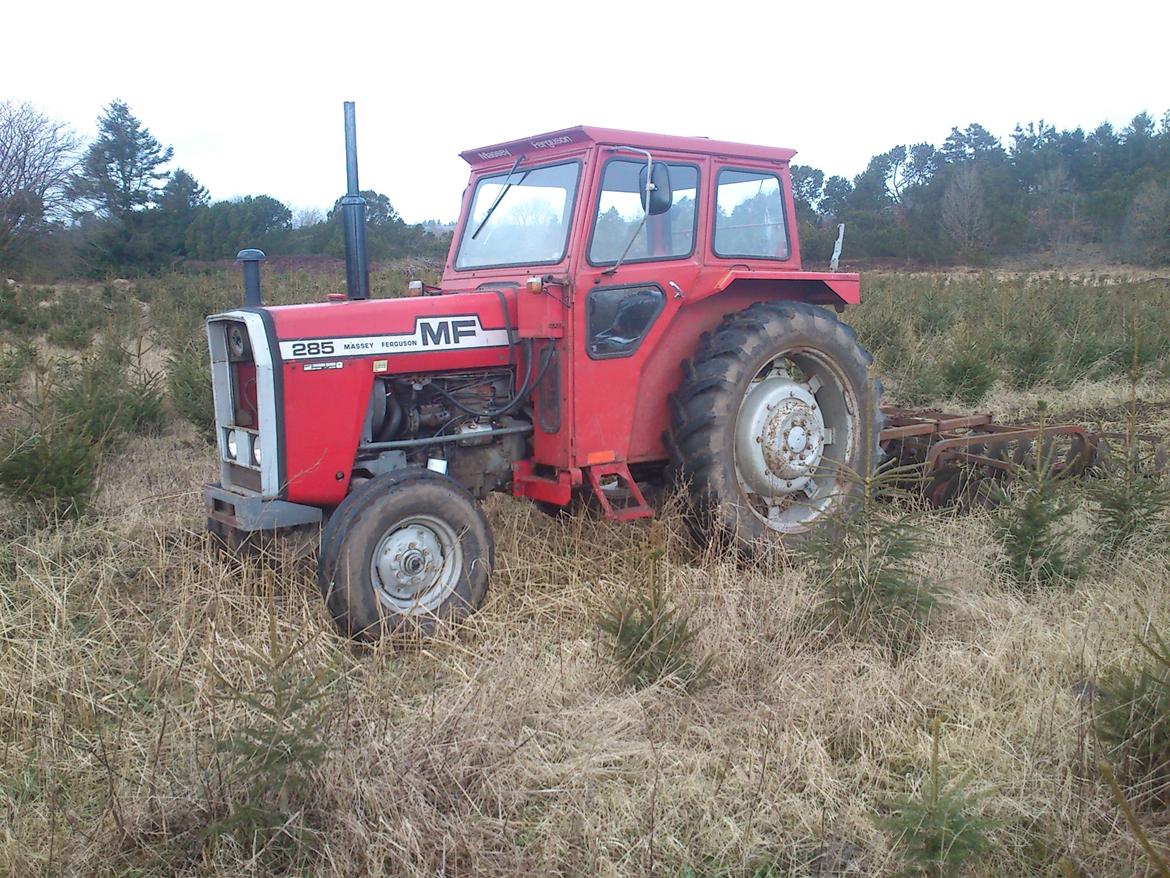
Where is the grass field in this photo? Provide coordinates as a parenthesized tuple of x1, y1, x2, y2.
(2, 269, 1169, 876)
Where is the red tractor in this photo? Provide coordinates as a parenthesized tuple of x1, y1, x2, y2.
(204, 104, 882, 639)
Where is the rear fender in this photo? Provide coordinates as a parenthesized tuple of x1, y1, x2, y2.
(626, 277, 858, 461)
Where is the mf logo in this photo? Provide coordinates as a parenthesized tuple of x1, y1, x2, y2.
(277, 314, 509, 361)
(419, 317, 478, 346)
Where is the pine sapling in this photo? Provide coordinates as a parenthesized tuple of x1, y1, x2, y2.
(598, 546, 712, 691)
(876, 720, 994, 878)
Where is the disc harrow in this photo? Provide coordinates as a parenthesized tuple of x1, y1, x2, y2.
(879, 408, 1101, 509)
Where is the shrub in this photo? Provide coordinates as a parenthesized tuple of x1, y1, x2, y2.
(1095, 623, 1170, 811)
(797, 461, 944, 651)
(205, 620, 335, 867)
(167, 339, 216, 443)
(598, 549, 712, 691)
(937, 341, 998, 406)
(991, 449, 1084, 588)
(1005, 323, 1056, 390)
(875, 720, 994, 878)
(0, 423, 100, 517)
(51, 342, 165, 442)
(1087, 464, 1170, 559)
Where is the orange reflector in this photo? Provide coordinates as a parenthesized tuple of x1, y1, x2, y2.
(586, 450, 616, 465)
(326, 292, 346, 301)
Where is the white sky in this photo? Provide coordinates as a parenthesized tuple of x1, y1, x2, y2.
(5, 0, 1168, 224)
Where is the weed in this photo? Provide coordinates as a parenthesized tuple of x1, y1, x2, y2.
(1096, 762, 1170, 876)
(875, 719, 994, 878)
(0, 342, 35, 395)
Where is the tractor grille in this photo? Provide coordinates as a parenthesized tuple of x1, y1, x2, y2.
(207, 312, 279, 497)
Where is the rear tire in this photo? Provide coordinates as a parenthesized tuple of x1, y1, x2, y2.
(667, 301, 881, 552)
(317, 468, 493, 640)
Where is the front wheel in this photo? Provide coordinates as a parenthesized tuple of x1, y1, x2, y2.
(667, 301, 882, 552)
(317, 469, 493, 640)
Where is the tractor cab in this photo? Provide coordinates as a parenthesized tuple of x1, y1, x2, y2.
(432, 127, 861, 512)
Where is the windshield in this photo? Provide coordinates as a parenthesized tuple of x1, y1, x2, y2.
(455, 161, 580, 269)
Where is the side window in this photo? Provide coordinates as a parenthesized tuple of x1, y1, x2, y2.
(713, 169, 789, 259)
(586, 285, 665, 359)
(589, 161, 699, 264)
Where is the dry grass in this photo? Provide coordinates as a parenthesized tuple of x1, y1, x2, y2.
(3, 271, 1170, 875)
(2, 424, 1168, 876)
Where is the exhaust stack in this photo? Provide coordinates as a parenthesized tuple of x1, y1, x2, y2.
(237, 248, 265, 306)
(341, 101, 370, 301)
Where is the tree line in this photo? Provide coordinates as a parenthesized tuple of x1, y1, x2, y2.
(793, 113, 1170, 266)
(0, 99, 449, 277)
(3, 99, 1169, 278)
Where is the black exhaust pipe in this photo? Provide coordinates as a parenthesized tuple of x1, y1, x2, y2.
(237, 248, 266, 307)
(341, 101, 370, 301)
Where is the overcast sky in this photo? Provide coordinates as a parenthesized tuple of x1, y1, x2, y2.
(6, 0, 1168, 224)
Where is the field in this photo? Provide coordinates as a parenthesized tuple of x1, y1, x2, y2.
(2, 269, 1170, 876)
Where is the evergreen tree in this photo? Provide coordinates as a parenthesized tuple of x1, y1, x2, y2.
(70, 100, 172, 220)
(68, 100, 173, 270)
(185, 195, 291, 260)
(153, 169, 208, 259)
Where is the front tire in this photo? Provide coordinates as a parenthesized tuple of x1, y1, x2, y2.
(317, 468, 493, 640)
(667, 301, 882, 552)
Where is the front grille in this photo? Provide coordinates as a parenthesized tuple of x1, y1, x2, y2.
(208, 312, 275, 498)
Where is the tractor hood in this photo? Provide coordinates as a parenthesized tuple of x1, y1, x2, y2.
(265, 291, 518, 373)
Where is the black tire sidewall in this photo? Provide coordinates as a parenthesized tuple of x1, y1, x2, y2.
(674, 302, 881, 551)
(318, 469, 493, 639)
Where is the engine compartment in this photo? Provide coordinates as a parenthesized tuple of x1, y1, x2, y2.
(355, 369, 529, 498)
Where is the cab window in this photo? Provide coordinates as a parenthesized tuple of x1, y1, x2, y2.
(585, 284, 665, 359)
(713, 168, 789, 259)
(588, 161, 698, 265)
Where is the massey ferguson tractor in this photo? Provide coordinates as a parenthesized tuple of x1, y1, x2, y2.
(203, 104, 1104, 640)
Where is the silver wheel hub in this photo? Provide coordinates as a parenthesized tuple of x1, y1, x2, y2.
(736, 378, 827, 497)
(371, 516, 461, 614)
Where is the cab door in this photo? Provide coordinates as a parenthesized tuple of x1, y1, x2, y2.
(569, 154, 708, 468)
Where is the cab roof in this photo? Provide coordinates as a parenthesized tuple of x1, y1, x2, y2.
(459, 125, 797, 168)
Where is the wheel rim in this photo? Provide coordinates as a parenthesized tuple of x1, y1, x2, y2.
(370, 513, 463, 616)
(733, 349, 858, 533)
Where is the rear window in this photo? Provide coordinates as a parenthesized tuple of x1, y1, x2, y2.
(713, 169, 789, 260)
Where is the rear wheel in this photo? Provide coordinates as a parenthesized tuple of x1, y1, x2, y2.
(317, 468, 493, 640)
(667, 301, 881, 552)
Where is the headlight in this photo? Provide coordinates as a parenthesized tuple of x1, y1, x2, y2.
(251, 438, 262, 467)
(226, 429, 239, 460)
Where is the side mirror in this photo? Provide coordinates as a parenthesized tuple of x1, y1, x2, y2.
(639, 162, 673, 215)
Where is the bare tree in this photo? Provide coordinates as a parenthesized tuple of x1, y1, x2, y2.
(940, 164, 990, 258)
(0, 101, 79, 265)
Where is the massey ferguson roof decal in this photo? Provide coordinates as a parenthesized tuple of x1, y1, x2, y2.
(278, 315, 510, 361)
